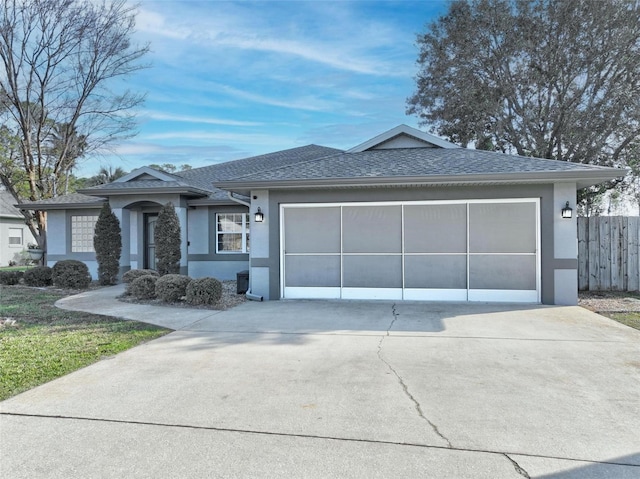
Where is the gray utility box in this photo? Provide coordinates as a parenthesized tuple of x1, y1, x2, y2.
(236, 270, 249, 294)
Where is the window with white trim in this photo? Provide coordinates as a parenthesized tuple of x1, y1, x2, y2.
(71, 215, 98, 252)
(8, 228, 23, 246)
(216, 213, 250, 253)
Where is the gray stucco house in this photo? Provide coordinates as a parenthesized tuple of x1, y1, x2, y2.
(1, 187, 36, 266)
(21, 125, 624, 305)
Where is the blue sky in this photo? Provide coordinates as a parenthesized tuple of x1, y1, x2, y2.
(87, 0, 448, 177)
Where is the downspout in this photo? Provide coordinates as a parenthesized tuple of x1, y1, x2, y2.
(226, 191, 263, 301)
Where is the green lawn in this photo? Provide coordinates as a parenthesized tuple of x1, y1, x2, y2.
(598, 312, 640, 331)
(0, 285, 169, 401)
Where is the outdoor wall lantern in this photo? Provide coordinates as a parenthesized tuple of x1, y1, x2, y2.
(561, 201, 573, 219)
(254, 207, 264, 223)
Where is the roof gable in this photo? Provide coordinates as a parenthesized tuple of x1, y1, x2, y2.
(115, 166, 180, 183)
(348, 124, 459, 152)
(0, 189, 22, 218)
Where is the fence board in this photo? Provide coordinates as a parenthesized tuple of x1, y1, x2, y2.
(587, 218, 600, 290)
(578, 216, 640, 291)
(577, 218, 589, 291)
(610, 217, 622, 290)
(621, 217, 628, 290)
(628, 218, 640, 291)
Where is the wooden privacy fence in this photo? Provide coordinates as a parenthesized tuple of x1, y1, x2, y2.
(578, 216, 640, 291)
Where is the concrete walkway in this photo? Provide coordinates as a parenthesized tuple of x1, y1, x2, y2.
(54, 284, 228, 330)
(2, 287, 640, 478)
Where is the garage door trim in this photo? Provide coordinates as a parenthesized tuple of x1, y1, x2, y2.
(280, 199, 540, 302)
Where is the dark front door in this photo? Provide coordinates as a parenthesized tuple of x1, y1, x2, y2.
(145, 214, 158, 270)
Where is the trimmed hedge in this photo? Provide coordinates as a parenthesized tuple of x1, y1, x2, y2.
(155, 274, 191, 302)
(23, 266, 53, 287)
(0, 270, 23, 285)
(129, 275, 158, 299)
(185, 277, 222, 305)
(155, 202, 181, 275)
(94, 203, 122, 286)
(52, 260, 91, 289)
(122, 269, 160, 284)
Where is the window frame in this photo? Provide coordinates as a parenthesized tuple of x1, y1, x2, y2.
(8, 227, 23, 247)
(70, 214, 99, 253)
(215, 213, 250, 254)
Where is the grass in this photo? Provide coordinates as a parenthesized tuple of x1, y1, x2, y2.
(0, 266, 29, 272)
(0, 285, 169, 401)
(579, 291, 640, 332)
(598, 312, 640, 331)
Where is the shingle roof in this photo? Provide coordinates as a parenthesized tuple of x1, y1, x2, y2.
(84, 179, 209, 194)
(20, 133, 626, 209)
(76, 144, 343, 202)
(18, 193, 105, 209)
(228, 148, 618, 182)
(0, 189, 22, 218)
(174, 144, 343, 200)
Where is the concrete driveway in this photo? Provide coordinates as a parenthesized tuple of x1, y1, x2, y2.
(1, 297, 639, 478)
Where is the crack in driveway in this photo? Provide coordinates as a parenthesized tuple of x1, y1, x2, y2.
(504, 453, 531, 478)
(376, 304, 453, 448)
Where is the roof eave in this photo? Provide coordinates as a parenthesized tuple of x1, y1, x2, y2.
(186, 198, 244, 206)
(214, 169, 627, 194)
(18, 200, 107, 211)
(78, 187, 211, 197)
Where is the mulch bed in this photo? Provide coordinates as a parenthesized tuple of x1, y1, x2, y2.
(578, 291, 640, 313)
(117, 280, 247, 311)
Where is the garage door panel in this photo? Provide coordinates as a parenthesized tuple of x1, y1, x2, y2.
(285, 255, 341, 287)
(469, 255, 536, 290)
(284, 207, 340, 254)
(469, 203, 536, 253)
(343, 255, 402, 288)
(282, 200, 539, 303)
(404, 255, 467, 289)
(343, 206, 401, 253)
(404, 204, 467, 253)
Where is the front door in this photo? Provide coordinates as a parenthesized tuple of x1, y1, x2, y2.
(145, 214, 158, 270)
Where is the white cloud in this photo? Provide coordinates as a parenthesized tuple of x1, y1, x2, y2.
(140, 130, 297, 149)
(214, 84, 339, 112)
(213, 34, 399, 77)
(134, 1, 413, 77)
(136, 7, 191, 40)
(143, 111, 263, 127)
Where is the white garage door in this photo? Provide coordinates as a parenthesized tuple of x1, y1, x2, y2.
(281, 199, 540, 303)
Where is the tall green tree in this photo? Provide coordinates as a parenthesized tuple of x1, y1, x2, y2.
(0, 0, 149, 247)
(88, 166, 128, 186)
(407, 0, 640, 213)
(155, 202, 181, 276)
(93, 203, 122, 286)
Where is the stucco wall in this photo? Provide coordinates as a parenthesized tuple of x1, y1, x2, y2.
(248, 183, 575, 304)
(0, 217, 35, 266)
(186, 204, 250, 280)
(46, 209, 101, 279)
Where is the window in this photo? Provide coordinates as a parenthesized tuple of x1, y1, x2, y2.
(216, 213, 250, 253)
(8, 228, 23, 247)
(71, 215, 98, 252)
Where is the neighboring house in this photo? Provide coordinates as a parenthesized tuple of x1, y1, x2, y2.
(21, 125, 625, 305)
(0, 188, 36, 266)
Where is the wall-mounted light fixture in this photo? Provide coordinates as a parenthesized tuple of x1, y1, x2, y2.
(254, 207, 264, 223)
(561, 201, 573, 219)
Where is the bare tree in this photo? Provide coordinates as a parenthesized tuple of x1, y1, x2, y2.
(407, 0, 640, 212)
(0, 0, 149, 246)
